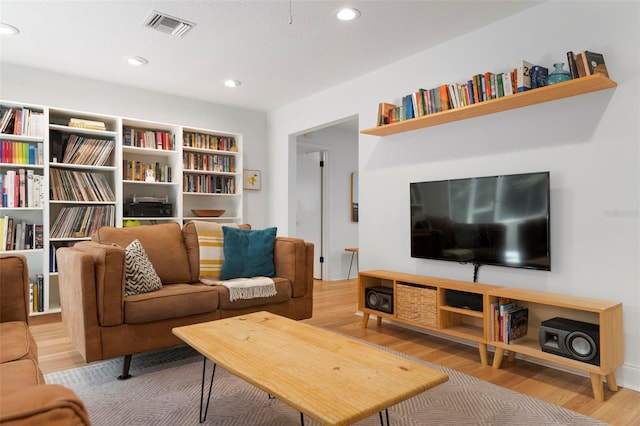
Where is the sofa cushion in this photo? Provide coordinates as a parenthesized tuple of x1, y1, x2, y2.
(123, 283, 219, 324)
(219, 227, 277, 280)
(0, 321, 38, 364)
(217, 277, 291, 310)
(93, 223, 191, 284)
(0, 359, 44, 397)
(124, 239, 163, 296)
(0, 384, 92, 425)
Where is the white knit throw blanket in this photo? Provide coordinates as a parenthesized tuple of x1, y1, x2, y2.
(200, 276, 277, 302)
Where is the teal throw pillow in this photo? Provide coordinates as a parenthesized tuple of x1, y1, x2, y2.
(219, 227, 277, 280)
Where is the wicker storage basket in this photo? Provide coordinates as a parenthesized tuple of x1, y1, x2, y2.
(396, 283, 437, 327)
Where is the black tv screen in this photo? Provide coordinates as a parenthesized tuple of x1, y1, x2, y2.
(411, 172, 550, 271)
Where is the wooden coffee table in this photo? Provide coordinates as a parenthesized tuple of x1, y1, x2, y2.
(172, 311, 449, 425)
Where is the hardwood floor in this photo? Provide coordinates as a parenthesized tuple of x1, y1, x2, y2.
(30, 279, 639, 425)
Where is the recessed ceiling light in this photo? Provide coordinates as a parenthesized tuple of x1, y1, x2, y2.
(224, 79, 241, 88)
(335, 7, 360, 21)
(124, 56, 149, 66)
(0, 23, 20, 36)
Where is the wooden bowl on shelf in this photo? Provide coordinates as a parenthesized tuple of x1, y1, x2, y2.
(191, 209, 225, 217)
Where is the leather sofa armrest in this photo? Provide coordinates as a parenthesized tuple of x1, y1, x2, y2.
(57, 241, 125, 363)
(273, 238, 314, 298)
(0, 254, 30, 324)
(59, 241, 126, 325)
(0, 384, 92, 426)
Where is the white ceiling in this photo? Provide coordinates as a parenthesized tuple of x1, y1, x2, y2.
(0, 1, 542, 112)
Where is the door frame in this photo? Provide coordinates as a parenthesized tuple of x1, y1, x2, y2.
(296, 142, 328, 280)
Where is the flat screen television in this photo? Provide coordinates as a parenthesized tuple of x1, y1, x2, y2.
(410, 171, 550, 271)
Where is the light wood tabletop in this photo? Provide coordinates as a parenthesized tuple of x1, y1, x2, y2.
(173, 311, 449, 426)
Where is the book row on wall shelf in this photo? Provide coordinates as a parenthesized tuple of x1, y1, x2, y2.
(123, 126, 175, 150)
(362, 50, 617, 137)
(0, 99, 243, 316)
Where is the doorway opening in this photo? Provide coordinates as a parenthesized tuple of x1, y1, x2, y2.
(293, 116, 359, 281)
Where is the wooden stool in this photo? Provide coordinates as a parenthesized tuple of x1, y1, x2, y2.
(345, 248, 359, 279)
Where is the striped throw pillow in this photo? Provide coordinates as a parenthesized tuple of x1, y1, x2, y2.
(192, 221, 239, 281)
(124, 239, 162, 296)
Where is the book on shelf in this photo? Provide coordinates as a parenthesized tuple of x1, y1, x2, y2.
(18, 168, 26, 208)
(439, 85, 450, 111)
(61, 134, 115, 166)
(502, 72, 514, 96)
(68, 117, 107, 131)
(377, 102, 396, 126)
(584, 51, 609, 78)
(34, 225, 43, 249)
(0, 217, 38, 251)
(0, 215, 7, 250)
(50, 205, 115, 239)
(516, 60, 533, 92)
(531, 65, 549, 89)
(29, 281, 34, 313)
(402, 95, 415, 120)
(506, 306, 529, 344)
(575, 52, 588, 77)
(36, 274, 44, 312)
(491, 298, 529, 344)
(496, 298, 516, 342)
(26, 169, 34, 207)
(0, 107, 45, 137)
(123, 127, 174, 150)
(0, 141, 41, 165)
(566, 51, 579, 79)
(49, 168, 115, 202)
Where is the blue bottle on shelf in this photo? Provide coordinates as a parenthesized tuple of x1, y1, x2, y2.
(545, 62, 571, 85)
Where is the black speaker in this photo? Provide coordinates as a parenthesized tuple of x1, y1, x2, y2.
(539, 317, 600, 366)
(365, 286, 394, 314)
(445, 290, 483, 312)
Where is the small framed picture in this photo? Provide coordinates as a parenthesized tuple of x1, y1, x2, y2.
(243, 169, 261, 190)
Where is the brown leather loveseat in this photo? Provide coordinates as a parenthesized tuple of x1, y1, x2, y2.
(0, 253, 91, 425)
(56, 222, 313, 379)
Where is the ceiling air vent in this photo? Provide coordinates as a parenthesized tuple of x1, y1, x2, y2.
(144, 11, 195, 38)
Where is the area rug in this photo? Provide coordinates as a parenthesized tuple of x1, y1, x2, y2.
(45, 342, 606, 425)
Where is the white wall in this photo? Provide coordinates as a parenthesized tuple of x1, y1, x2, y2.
(297, 126, 359, 281)
(267, 1, 640, 390)
(0, 64, 270, 228)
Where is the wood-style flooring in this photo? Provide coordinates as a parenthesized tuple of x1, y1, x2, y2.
(30, 279, 639, 425)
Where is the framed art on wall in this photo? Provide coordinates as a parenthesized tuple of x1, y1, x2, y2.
(244, 169, 261, 190)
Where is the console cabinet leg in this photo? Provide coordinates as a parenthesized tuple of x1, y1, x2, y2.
(478, 343, 488, 366)
(376, 316, 382, 327)
(590, 373, 605, 402)
(507, 351, 516, 362)
(361, 312, 370, 328)
(492, 348, 505, 369)
(606, 372, 618, 392)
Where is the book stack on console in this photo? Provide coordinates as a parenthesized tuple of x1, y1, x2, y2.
(491, 298, 529, 344)
(375, 49, 610, 127)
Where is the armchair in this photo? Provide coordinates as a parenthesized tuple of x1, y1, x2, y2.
(0, 254, 91, 426)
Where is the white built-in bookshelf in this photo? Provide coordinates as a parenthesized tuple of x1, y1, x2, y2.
(0, 101, 243, 315)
